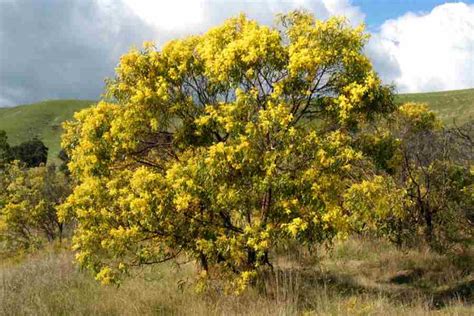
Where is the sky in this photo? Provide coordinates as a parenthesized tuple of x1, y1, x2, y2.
(353, 0, 461, 30)
(0, 0, 473, 106)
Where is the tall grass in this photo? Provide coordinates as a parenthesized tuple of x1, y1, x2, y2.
(1, 238, 472, 315)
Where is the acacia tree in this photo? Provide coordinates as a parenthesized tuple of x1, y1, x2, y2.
(60, 12, 398, 290)
(0, 163, 70, 253)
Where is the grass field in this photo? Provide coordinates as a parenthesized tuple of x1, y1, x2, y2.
(1, 237, 472, 315)
(0, 88, 473, 163)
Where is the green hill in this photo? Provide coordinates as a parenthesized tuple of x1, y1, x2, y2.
(0, 100, 95, 162)
(397, 88, 474, 125)
(0, 88, 473, 163)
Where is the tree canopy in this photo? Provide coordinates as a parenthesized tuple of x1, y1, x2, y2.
(10, 138, 48, 168)
(0, 131, 48, 168)
(60, 12, 398, 290)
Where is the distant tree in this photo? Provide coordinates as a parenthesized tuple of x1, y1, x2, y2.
(0, 130, 12, 168)
(60, 12, 397, 289)
(10, 138, 48, 167)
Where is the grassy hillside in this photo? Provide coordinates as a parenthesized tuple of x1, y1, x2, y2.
(0, 88, 472, 164)
(397, 88, 474, 125)
(0, 100, 95, 162)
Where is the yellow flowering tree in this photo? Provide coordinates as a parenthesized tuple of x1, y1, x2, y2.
(61, 11, 397, 289)
(0, 163, 70, 253)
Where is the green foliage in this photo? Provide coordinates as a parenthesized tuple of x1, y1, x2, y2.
(0, 163, 70, 254)
(57, 149, 70, 175)
(61, 12, 400, 289)
(356, 132, 400, 174)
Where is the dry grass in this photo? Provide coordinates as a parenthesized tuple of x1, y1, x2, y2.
(0, 238, 472, 315)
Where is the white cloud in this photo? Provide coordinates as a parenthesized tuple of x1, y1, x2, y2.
(368, 2, 474, 93)
(321, 0, 365, 24)
(121, 0, 206, 31)
(120, 0, 365, 45)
